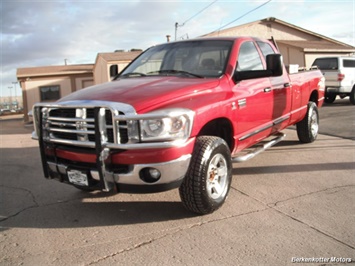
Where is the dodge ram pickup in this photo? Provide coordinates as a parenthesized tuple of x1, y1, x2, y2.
(32, 37, 325, 214)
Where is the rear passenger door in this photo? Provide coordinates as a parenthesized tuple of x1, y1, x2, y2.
(257, 41, 292, 131)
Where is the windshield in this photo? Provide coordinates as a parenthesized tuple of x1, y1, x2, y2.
(119, 40, 233, 78)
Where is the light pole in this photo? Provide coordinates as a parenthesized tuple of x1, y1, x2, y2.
(12, 81, 18, 109)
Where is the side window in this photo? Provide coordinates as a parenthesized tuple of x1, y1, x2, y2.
(312, 58, 338, 70)
(257, 41, 275, 59)
(237, 42, 264, 71)
(40, 85, 60, 101)
(343, 59, 355, 68)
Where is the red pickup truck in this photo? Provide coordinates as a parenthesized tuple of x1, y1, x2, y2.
(32, 37, 325, 214)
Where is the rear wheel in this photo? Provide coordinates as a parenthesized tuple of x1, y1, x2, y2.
(296, 102, 319, 143)
(179, 136, 232, 215)
(324, 93, 336, 104)
(349, 86, 355, 105)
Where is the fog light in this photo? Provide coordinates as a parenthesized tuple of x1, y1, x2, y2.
(139, 167, 161, 183)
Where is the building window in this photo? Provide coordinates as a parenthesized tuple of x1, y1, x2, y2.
(40, 85, 60, 101)
(110, 64, 118, 78)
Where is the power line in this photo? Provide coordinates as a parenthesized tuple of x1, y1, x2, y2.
(182, 0, 219, 25)
(175, 0, 219, 40)
(210, 0, 272, 35)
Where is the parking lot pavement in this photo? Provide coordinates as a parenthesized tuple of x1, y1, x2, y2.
(0, 116, 354, 265)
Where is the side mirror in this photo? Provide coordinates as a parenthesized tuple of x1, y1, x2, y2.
(234, 53, 283, 82)
(266, 54, 283, 77)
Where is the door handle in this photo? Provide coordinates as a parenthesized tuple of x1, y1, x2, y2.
(264, 87, 272, 93)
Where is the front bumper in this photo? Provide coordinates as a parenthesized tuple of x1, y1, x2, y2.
(46, 153, 191, 193)
(326, 86, 352, 94)
(41, 136, 195, 192)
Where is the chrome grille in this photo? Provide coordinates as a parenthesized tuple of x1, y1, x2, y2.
(44, 107, 128, 145)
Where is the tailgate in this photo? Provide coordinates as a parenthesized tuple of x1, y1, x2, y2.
(321, 70, 340, 87)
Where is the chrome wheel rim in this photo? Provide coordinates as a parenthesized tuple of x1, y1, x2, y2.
(206, 153, 228, 199)
(310, 110, 319, 137)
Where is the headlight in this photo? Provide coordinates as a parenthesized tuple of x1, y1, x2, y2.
(139, 109, 194, 142)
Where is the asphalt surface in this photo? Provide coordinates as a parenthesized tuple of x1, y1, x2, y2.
(0, 100, 354, 265)
(318, 99, 355, 140)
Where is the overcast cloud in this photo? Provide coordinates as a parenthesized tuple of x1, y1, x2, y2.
(1, 0, 354, 97)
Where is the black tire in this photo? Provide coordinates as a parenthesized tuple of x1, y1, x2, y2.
(296, 102, 319, 143)
(179, 136, 232, 215)
(349, 86, 355, 105)
(324, 93, 336, 104)
(73, 185, 95, 192)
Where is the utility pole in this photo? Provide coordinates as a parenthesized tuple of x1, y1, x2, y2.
(175, 0, 218, 40)
(175, 22, 184, 41)
(8, 86, 12, 109)
(175, 22, 178, 41)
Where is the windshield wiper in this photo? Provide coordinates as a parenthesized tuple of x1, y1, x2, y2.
(120, 72, 147, 78)
(148, 70, 204, 78)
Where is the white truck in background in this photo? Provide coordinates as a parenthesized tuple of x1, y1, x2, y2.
(312, 56, 355, 104)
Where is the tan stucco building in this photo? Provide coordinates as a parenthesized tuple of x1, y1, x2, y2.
(17, 64, 94, 121)
(203, 17, 355, 69)
(94, 51, 142, 84)
(17, 51, 141, 121)
(17, 17, 355, 121)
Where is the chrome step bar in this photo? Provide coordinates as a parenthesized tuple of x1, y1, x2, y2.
(232, 132, 286, 163)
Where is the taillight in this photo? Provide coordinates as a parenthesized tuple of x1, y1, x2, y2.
(338, 73, 345, 81)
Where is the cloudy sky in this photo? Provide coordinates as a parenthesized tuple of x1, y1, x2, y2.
(1, 0, 354, 97)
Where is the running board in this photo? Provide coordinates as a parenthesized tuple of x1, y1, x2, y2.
(232, 132, 286, 163)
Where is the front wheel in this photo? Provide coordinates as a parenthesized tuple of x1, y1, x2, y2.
(179, 136, 232, 215)
(296, 102, 319, 143)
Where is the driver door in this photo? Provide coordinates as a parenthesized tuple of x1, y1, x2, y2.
(232, 41, 274, 150)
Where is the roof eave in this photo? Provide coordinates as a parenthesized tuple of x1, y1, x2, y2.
(304, 48, 355, 53)
(263, 17, 355, 48)
(17, 70, 93, 78)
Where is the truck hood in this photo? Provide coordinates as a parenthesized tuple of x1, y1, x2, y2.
(59, 76, 221, 113)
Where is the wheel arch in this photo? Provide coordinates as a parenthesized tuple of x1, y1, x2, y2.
(310, 89, 319, 105)
(197, 117, 234, 151)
